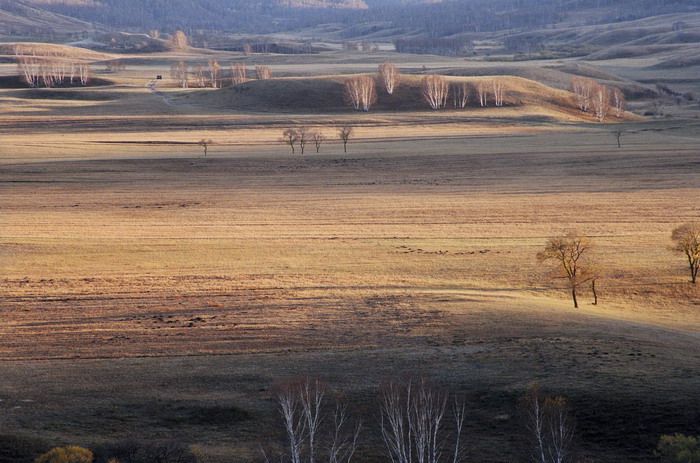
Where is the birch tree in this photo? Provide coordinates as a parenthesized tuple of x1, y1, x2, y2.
(421, 75, 449, 110)
(378, 62, 400, 95)
(476, 80, 488, 107)
(492, 79, 505, 107)
(453, 82, 470, 109)
(193, 63, 207, 88)
(345, 75, 376, 111)
(231, 63, 247, 85)
(379, 376, 466, 463)
(570, 77, 596, 112)
(612, 87, 625, 118)
(521, 384, 575, 463)
(170, 61, 189, 88)
(256, 65, 272, 80)
(312, 132, 325, 153)
(208, 60, 221, 88)
(591, 85, 611, 122)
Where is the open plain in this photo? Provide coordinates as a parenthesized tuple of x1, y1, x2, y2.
(1, 39, 700, 463)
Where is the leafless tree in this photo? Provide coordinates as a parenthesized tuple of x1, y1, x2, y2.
(312, 132, 325, 153)
(328, 402, 362, 463)
(612, 128, 625, 148)
(671, 223, 700, 284)
(77, 63, 91, 86)
(281, 129, 299, 154)
(256, 65, 273, 80)
(193, 63, 207, 88)
(272, 377, 361, 463)
(521, 383, 575, 463)
(591, 85, 611, 122)
(476, 80, 488, 107)
(277, 382, 306, 463)
(243, 43, 253, 56)
(422, 75, 449, 110)
(297, 127, 311, 155)
(345, 75, 377, 112)
(378, 62, 400, 95)
(570, 77, 596, 112)
(105, 59, 126, 73)
(170, 61, 189, 88)
(18, 57, 41, 87)
(492, 79, 505, 107)
(171, 30, 189, 49)
(231, 63, 247, 85)
(198, 139, 213, 156)
(207, 60, 221, 88)
(379, 376, 466, 463)
(612, 87, 625, 118)
(537, 232, 596, 308)
(452, 82, 470, 109)
(338, 126, 353, 153)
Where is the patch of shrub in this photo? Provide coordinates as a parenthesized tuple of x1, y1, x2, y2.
(655, 434, 700, 463)
(93, 439, 198, 463)
(35, 446, 92, 463)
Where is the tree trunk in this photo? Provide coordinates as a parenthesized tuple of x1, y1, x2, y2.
(591, 279, 598, 305)
(571, 287, 578, 308)
(343, 142, 347, 153)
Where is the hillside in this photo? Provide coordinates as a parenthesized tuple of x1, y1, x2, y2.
(0, 0, 98, 37)
(175, 74, 635, 123)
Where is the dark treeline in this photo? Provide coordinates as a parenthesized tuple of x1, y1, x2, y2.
(35, 0, 700, 37)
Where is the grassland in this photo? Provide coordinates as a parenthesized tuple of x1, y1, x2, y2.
(0, 44, 699, 463)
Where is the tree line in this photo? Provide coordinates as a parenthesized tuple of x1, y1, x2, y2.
(28, 374, 700, 463)
(344, 63, 511, 112)
(170, 61, 272, 88)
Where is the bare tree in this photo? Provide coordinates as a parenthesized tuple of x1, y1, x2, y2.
(476, 80, 488, 107)
(521, 384, 575, 463)
(612, 128, 625, 148)
(231, 63, 247, 85)
(312, 131, 325, 153)
(537, 233, 596, 308)
(272, 377, 361, 463)
(198, 139, 213, 156)
(453, 82, 470, 109)
(193, 63, 207, 88)
(297, 127, 310, 155)
(570, 77, 596, 112)
(170, 61, 189, 88)
(492, 79, 505, 107)
(207, 60, 221, 88)
(338, 126, 353, 153)
(612, 87, 625, 118)
(171, 30, 189, 49)
(379, 376, 466, 463)
(77, 63, 91, 86)
(256, 65, 273, 80)
(328, 402, 362, 463)
(422, 75, 449, 110)
(378, 62, 400, 95)
(591, 85, 611, 122)
(281, 129, 299, 154)
(671, 223, 700, 284)
(277, 382, 306, 463)
(345, 75, 377, 112)
(243, 43, 253, 56)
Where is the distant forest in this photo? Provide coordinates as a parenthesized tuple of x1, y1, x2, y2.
(32, 0, 700, 36)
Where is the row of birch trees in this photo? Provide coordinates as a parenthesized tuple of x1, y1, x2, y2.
(17, 57, 92, 88)
(570, 77, 626, 122)
(266, 376, 576, 463)
(170, 61, 272, 88)
(346, 63, 509, 112)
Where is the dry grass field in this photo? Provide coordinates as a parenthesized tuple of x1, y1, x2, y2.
(0, 45, 699, 463)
